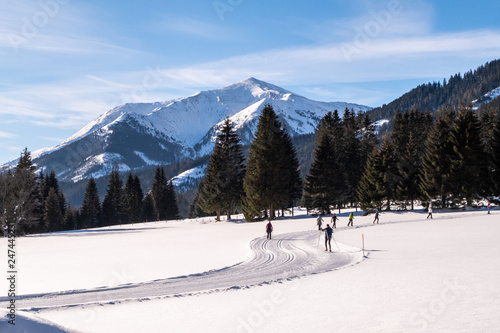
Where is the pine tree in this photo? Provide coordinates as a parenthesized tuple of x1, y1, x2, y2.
(359, 114, 379, 166)
(42, 170, 66, 221)
(358, 147, 385, 211)
(151, 166, 168, 221)
(390, 110, 432, 209)
(64, 205, 79, 231)
(124, 173, 144, 223)
(189, 179, 211, 218)
(447, 105, 488, 205)
(341, 108, 362, 205)
(165, 180, 180, 220)
(10, 148, 42, 235)
(304, 132, 346, 214)
(420, 110, 455, 207)
(396, 134, 420, 210)
(44, 188, 64, 231)
(480, 109, 498, 196)
(491, 116, 500, 194)
(275, 127, 302, 212)
(197, 118, 245, 220)
(142, 192, 156, 222)
(102, 168, 125, 225)
(243, 104, 300, 221)
(379, 136, 398, 210)
(80, 177, 101, 228)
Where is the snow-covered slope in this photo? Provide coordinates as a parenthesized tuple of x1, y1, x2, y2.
(2, 78, 371, 182)
(1, 208, 498, 332)
(472, 85, 500, 110)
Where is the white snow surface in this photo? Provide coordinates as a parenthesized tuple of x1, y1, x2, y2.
(1, 208, 499, 332)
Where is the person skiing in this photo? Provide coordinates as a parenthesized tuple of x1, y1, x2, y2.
(330, 213, 338, 229)
(348, 212, 354, 227)
(427, 202, 433, 219)
(373, 210, 379, 224)
(321, 224, 333, 252)
(487, 202, 491, 214)
(266, 220, 273, 240)
(316, 215, 324, 230)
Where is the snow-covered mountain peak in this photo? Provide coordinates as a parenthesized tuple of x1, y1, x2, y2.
(5, 78, 372, 182)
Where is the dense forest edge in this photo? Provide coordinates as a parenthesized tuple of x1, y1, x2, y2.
(1, 59, 500, 235)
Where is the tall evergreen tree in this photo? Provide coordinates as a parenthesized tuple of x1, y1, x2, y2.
(64, 205, 79, 231)
(189, 179, 211, 218)
(151, 166, 168, 221)
(447, 105, 487, 205)
(124, 173, 144, 223)
(396, 134, 420, 210)
(304, 133, 346, 214)
(197, 118, 245, 220)
(359, 114, 379, 166)
(10, 148, 42, 235)
(480, 109, 498, 196)
(358, 147, 385, 211)
(42, 170, 66, 222)
(243, 104, 300, 221)
(102, 168, 125, 225)
(275, 127, 302, 212)
(44, 188, 64, 231)
(341, 108, 362, 205)
(491, 116, 500, 194)
(142, 192, 156, 222)
(420, 110, 455, 207)
(165, 180, 180, 220)
(80, 177, 101, 228)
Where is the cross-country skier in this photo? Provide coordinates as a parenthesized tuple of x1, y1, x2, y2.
(373, 210, 379, 224)
(266, 221, 273, 240)
(427, 202, 433, 219)
(348, 212, 354, 227)
(330, 213, 338, 228)
(316, 215, 324, 230)
(321, 224, 333, 252)
(487, 202, 491, 214)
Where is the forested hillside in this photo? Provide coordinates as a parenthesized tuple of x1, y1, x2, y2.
(367, 59, 500, 125)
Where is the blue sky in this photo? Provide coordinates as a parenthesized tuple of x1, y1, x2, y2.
(1, 0, 500, 163)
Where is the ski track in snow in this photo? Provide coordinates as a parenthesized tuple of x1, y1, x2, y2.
(1, 231, 363, 312)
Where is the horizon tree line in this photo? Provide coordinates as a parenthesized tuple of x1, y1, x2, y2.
(0, 149, 180, 236)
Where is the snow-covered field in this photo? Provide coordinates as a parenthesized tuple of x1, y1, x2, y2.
(1, 207, 499, 332)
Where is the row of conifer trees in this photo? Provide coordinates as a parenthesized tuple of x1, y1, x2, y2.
(193, 103, 500, 220)
(0, 151, 179, 236)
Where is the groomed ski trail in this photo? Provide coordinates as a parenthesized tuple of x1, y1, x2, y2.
(1, 230, 363, 311)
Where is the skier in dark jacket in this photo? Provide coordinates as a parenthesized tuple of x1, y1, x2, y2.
(321, 224, 333, 252)
(266, 221, 273, 240)
(330, 213, 338, 228)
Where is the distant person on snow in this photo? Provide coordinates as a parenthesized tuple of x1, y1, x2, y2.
(348, 212, 354, 227)
(427, 202, 433, 219)
(317, 215, 324, 230)
(487, 202, 491, 214)
(330, 213, 338, 229)
(322, 224, 333, 252)
(266, 221, 273, 240)
(373, 210, 379, 224)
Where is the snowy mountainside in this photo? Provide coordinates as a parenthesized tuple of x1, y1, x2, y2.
(171, 165, 206, 192)
(2, 78, 371, 182)
(472, 85, 500, 110)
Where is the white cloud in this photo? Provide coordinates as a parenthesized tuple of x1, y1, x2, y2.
(153, 29, 500, 87)
(0, 131, 17, 139)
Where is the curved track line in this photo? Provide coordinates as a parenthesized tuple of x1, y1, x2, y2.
(0, 230, 363, 311)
